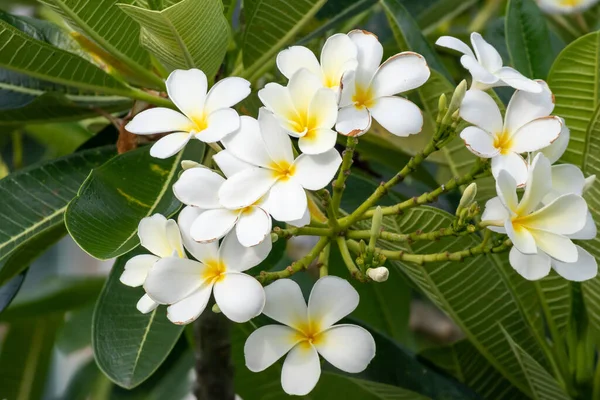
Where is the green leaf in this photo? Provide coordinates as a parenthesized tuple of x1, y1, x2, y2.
(311, 374, 433, 399)
(0, 271, 27, 313)
(24, 122, 94, 157)
(66, 141, 204, 260)
(416, 0, 478, 34)
(501, 326, 570, 400)
(119, 0, 229, 78)
(240, 0, 328, 80)
(547, 31, 600, 166)
(0, 315, 62, 400)
(93, 247, 184, 388)
(534, 271, 571, 334)
(381, 0, 453, 82)
(421, 340, 527, 400)
(62, 359, 112, 400)
(0, 146, 116, 284)
(505, 0, 554, 80)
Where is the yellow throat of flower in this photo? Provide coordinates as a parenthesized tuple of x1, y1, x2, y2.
(292, 320, 324, 347)
(493, 130, 513, 155)
(202, 259, 227, 283)
(269, 160, 296, 181)
(352, 84, 376, 109)
(559, 0, 583, 6)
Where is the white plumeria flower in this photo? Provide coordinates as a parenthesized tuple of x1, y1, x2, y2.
(119, 214, 186, 314)
(276, 33, 358, 94)
(482, 154, 593, 281)
(125, 69, 250, 159)
(244, 277, 376, 396)
(217, 110, 342, 223)
(459, 81, 562, 186)
(436, 33, 541, 92)
(258, 69, 339, 154)
(144, 211, 270, 324)
(336, 30, 430, 137)
(538, 0, 598, 14)
(173, 164, 273, 247)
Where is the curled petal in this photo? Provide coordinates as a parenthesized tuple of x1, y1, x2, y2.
(120, 254, 159, 287)
(138, 214, 175, 258)
(435, 36, 475, 58)
(137, 294, 159, 314)
(235, 206, 272, 247)
(460, 127, 499, 158)
(125, 108, 192, 135)
(335, 106, 371, 137)
(470, 32, 502, 72)
(504, 81, 554, 133)
(495, 67, 542, 93)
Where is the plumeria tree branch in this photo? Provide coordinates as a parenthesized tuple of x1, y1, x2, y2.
(330, 136, 358, 216)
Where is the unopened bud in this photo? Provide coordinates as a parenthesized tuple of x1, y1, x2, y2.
(459, 183, 478, 208)
(369, 206, 383, 253)
(447, 80, 467, 116)
(212, 304, 221, 313)
(181, 160, 200, 170)
(437, 94, 448, 123)
(584, 175, 596, 193)
(367, 267, 389, 282)
(270, 233, 279, 243)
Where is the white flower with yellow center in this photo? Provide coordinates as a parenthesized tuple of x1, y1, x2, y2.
(482, 154, 593, 281)
(538, 0, 598, 14)
(119, 214, 186, 313)
(244, 277, 376, 396)
(276, 33, 358, 94)
(217, 110, 342, 222)
(335, 30, 430, 137)
(258, 69, 339, 155)
(125, 69, 250, 159)
(144, 219, 270, 324)
(436, 33, 541, 92)
(459, 81, 562, 186)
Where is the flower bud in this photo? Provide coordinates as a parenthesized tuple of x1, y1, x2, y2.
(367, 267, 389, 282)
(459, 183, 478, 208)
(436, 94, 448, 124)
(181, 160, 200, 170)
(212, 303, 221, 313)
(584, 175, 596, 193)
(369, 206, 383, 253)
(447, 80, 467, 116)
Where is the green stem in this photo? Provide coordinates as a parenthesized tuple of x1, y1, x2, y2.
(256, 237, 330, 284)
(318, 244, 331, 278)
(593, 359, 600, 400)
(272, 226, 332, 239)
(11, 131, 23, 170)
(128, 88, 175, 108)
(346, 223, 480, 243)
(330, 137, 357, 217)
(336, 237, 365, 281)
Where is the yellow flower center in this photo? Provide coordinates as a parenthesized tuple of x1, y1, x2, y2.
(287, 108, 318, 135)
(269, 160, 296, 181)
(202, 259, 227, 283)
(352, 84, 376, 109)
(493, 130, 513, 155)
(189, 114, 208, 133)
(292, 321, 324, 346)
(560, 0, 582, 5)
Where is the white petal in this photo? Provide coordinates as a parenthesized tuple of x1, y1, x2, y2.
(314, 324, 375, 373)
(213, 150, 255, 178)
(298, 128, 338, 155)
(263, 279, 308, 329)
(529, 229, 578, 263)
(265, 179, 307, 221)
(495, 170, 519, 212)
(470, 32, 502, 72)
(308, 88, 338, 129)
(144, 257, 205, 304)
(204, 77, 251, 115)
(177, 206, 220, 262)
(150, 132, 193, 159)
(541, 120, 569, 164)
(370, 96, 423, 137)
(320, 33, 358, 90)
(505, 219, 537, 255)
(125, 108, 192, 135)
(482, 197, 510, 227)
(236, 207, 272, 247)
(136, 294, 159, 314)
(286, 206, 310, 227)
(165, 219, 185, 258)
(335, 105, 371, 137)
(435, 36, 475, 58)
(348, 29, 383, 86)
(460, 126, 499, 157)
(523, 194, 588, 235)
(338, 69, 357, 108)
(138, 214, 174, 258)
(173, 167, 224, 208)
(277, 46, 321, 80)
(308, 276, 359, 331)
(281, 343, 321, 396)
(518, 153, 552, 215)
(509, 117, 562, 154)
(371, 52, 430, 98)
(214, 272, 265, 322)
(509, 247, 551, 280)
(504, 81, 554, 133)
(495, 67, 542, 93)
(288, 69, 323, 113)
(491, 153, 528, 187)
(196, 108, 240, 143)
(552, 246, 598, 282)
(190, 208, 239, 243)
(245, 325, 301, 372)
(460, 90, 503, 134)
(218, 167, 278, 209)
(258, 109, 294, 165)
(222, 115, 273, 168)
(569, 212, 596, 240)
(293, 149, 342, 191)
(166, 69, 207, 121)
(219, 230, 272, 271)
(167, 283, 213, 325)
(550, 163, 585, 197)
(120, 254, 159, 287)
(460, 55, 499, 85)
(258, 83, 297, 123)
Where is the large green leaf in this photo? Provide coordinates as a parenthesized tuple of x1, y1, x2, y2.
(119, 0, 229, 78)
(416, 0, 478, 34)
(0, 315, 62, 400)
(547, 32, 600, 165)
(380, 206, 546, 396)
(502, 327, 570, 400)
(93, 247, 184, 388)
(0, 271, 26, 313)
(535, 271, 571, 334)
(66, 141, 204, 260)
(240, 0, 328, 79)
(505, 0, 553, 80)
(0, 146, 116, 284)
